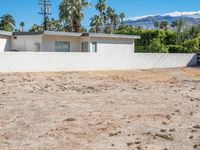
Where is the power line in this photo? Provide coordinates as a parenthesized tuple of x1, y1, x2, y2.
(38, 0, 52, 30)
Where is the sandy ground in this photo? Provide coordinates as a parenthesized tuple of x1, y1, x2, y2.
(0, 68, 200, 150)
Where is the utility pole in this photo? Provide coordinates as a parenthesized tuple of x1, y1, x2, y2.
(38, 0, 51, 31)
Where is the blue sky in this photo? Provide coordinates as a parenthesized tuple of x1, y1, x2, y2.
(1, 0, 200, 30)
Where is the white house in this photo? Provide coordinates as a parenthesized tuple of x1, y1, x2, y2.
(0, 31, 12, 52)
(0, 30, 140, 53)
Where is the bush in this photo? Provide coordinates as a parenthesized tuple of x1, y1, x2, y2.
(181, 38, 199, 53)
(168, 45, 185, 53)
(147, 39, 168, 53)
(116, 26, 200, 53)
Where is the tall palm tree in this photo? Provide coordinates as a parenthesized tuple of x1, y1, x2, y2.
(29, 24, 42, 32)
(159, 21, 168, 30)
(104, 23, 112, 34)
(171, 20, 179, 30)
(177, 18, 184, 33)
(106, 7, 115, 23)
(102, 11, 109, 24)
(59, 0, 91, 32)
(90, 15, 102, 33)
(119, 12, 125, 24)
(154, 21, 160, 29)
(95, 0, 106, 31)
(47, 18, 63, 31)
(111, 13, 119, 31)
(19, 22, 25, 32)
(105, 7, 120, 33)
(95, 0, 106, 16)
(0, 14, 15, 31)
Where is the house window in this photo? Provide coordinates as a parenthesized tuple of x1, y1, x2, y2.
(81, 42, 89, 52)
(92, 42, 97, 53)
(55, 41, 70, 52)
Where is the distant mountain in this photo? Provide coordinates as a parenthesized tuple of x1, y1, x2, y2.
(125, 11, 200, 29)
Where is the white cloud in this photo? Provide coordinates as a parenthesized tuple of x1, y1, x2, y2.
(165, 11, 200, 17)
(126, 10, 200, 21)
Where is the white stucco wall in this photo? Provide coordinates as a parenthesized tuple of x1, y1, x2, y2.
(42, 35, 81, 52)
(90, 37, 135, 53)
(0, 35, 10, 52)
(9, 34, 135, 54)
(11, 35, 42, 51)
(0, 52, 196, 72)
(42, 35, 135, 53)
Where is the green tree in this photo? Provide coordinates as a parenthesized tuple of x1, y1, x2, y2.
(102, 11, 108, 24)
(119, 12, 125, 24)
(0, 14, 15, 31)
(95, 0, 106, 31)
(29, 24, 42, 32)
(159, 21, 168, 30)
(177, 19, 184, 33)
(59, 0, 91, 32)
(182, 38, 199, 53)
(104, 7, 119, 33)
(19, 22, 25, 32)
(154, 21, 160, 29)
(104, 24, 112, 34)
(81, 27, 87, 32)
(95, 0, 106, 16)
(90, 15, 103, 33)
(171, 20, 179, 30)
(111, 14, 119, 31)
(116, 22, 200, 53)
(106, 7, 115, 23)
(147, 38, 168, 53)
(47, 18, 63, 31)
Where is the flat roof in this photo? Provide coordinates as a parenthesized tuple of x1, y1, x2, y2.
(44, 31, 82, 37)
(88, 33, 140, 39)
(0, 30, 13, 36)
(13, 32, 43, 36)
(3, 31, 141, 39)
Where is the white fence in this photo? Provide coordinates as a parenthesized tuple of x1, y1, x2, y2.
(0, 52, 197, 72)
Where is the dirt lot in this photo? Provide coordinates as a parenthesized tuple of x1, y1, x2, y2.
(0, 68, 200, 150)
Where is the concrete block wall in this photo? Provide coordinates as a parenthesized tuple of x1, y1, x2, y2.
(0, 52, 197, 72)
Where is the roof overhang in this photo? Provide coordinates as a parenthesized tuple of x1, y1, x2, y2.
(13, 32, 43, 36)
(0, 30, 13, 36)
(10, 31, 141, 39)
(44, 31, 82, 37)
(88, 33, 140, 39)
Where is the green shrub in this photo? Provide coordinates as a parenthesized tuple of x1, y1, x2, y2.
(181, 38, 199, 53)
(168, 45, 185, 53)
(116, 26, 200, 53)
(147, 39, 168, 53)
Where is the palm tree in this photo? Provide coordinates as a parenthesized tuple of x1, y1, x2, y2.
(19, 22, 25, 32)
(90, 15, 103, 33)
(47, 18, 63, 31)
(104, 23, 112, 34)
(59, 0, 91, 32)
(95, 0, 106, 16)
(154, 21, 160, 29)
(95, 0, 106, 31)
(177, 18, 184, 33)
(106, 7, 115, 23)
(105, 7, 115, 32)
(29, 24, 42, 32)
(111, 13, 119, 31)
(0, 14, 15, 31)
(171, 20, 179, 30)
(119, 12, 125, 24)
(102, 11, 109, 24)
(159, 21, 168, 30)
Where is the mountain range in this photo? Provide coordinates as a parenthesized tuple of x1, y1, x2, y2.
(125, 11, 200, 29)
